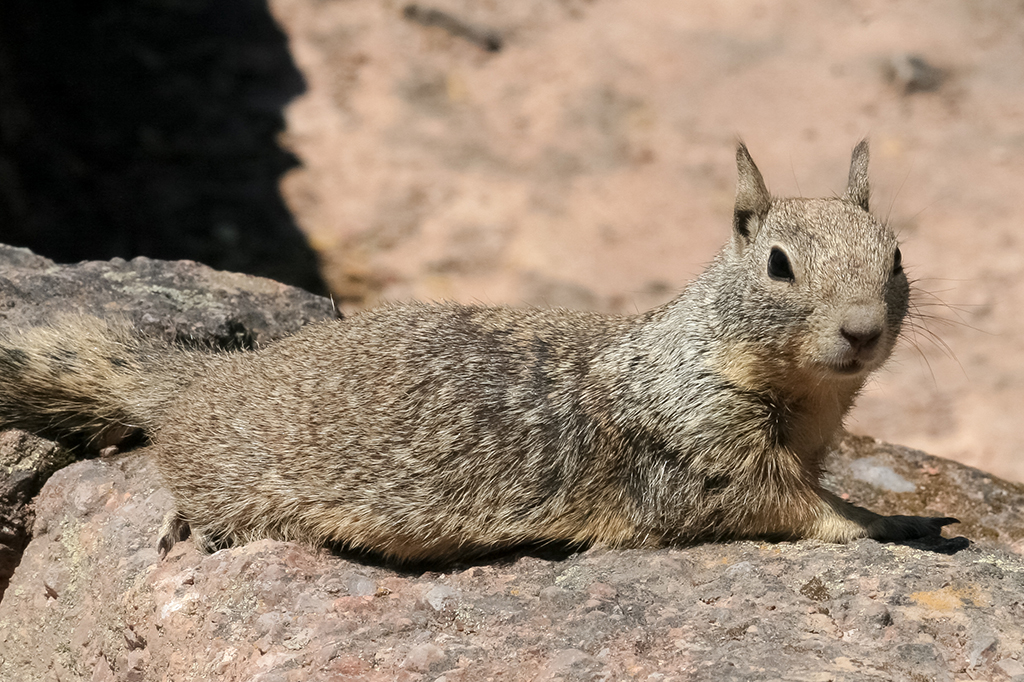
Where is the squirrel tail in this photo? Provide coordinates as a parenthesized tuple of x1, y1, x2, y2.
(0, 316, 204, 448)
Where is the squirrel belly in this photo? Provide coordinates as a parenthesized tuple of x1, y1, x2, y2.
(0, 141, 958, 562)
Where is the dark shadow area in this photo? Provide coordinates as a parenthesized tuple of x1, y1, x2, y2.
(894, 534, 971, 555)
(324, 539, 589, 577)
(0, 0, 327, 294)
(323, 532, 972, 576)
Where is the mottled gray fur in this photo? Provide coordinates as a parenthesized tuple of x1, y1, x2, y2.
(0, 141, 956, 561)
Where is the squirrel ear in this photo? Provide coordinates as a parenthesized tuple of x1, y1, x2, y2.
(734, 142, 771, 242)
(844, 139, 870, 212)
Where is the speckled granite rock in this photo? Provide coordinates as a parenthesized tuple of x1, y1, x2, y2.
(830, 436, 1024, 556)
(0, 445, 1022, 682)
(0, 431, 72, 601)
(0, 244, 337, 601)
(0, 244, 336, 346)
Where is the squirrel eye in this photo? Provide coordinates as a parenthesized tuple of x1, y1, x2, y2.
(893, 247, 903, 275)
(767, 247, 795, 282)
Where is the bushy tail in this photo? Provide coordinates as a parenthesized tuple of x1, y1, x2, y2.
(0, 316, 206, 449)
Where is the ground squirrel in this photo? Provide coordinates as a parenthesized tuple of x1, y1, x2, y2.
(0, 141, 956, 562)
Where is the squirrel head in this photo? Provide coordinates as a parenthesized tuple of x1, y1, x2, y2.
(719, 141, 909, 384)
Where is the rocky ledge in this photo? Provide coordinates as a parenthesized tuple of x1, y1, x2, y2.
(1, 247, 1023, 682)
(0, 244, 337, 601)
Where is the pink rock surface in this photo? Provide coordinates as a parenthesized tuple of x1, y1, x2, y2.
(1, 436, 1022, 681)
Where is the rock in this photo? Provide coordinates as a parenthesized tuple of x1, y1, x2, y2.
(0, 431, 73, 600)
(400, 642, 447, 673)
(424, 584, 459, 612)
(0, 434, 1023, 680)
(0, 245, 336, 346)
(828, 436, 1024, 554)
(996, 658, 1024, 678)
(884, 54, 947, 94)
(538, 649, 602, 680)
(0, 245, 337, 600)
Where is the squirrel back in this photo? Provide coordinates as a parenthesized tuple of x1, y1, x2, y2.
(0, 141, 955, 561)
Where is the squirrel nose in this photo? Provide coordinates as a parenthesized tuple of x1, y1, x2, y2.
(840, 305, 885, 354)
(841, 325, 882, 353)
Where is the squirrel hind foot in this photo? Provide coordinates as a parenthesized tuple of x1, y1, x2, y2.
(157, 511, 234, 557)
(157, 511, 192, 559)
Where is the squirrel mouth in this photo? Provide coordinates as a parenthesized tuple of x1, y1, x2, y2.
(826, 359, 867, 376)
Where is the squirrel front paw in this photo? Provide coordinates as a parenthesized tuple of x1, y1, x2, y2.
(867, 514, 959, 542)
